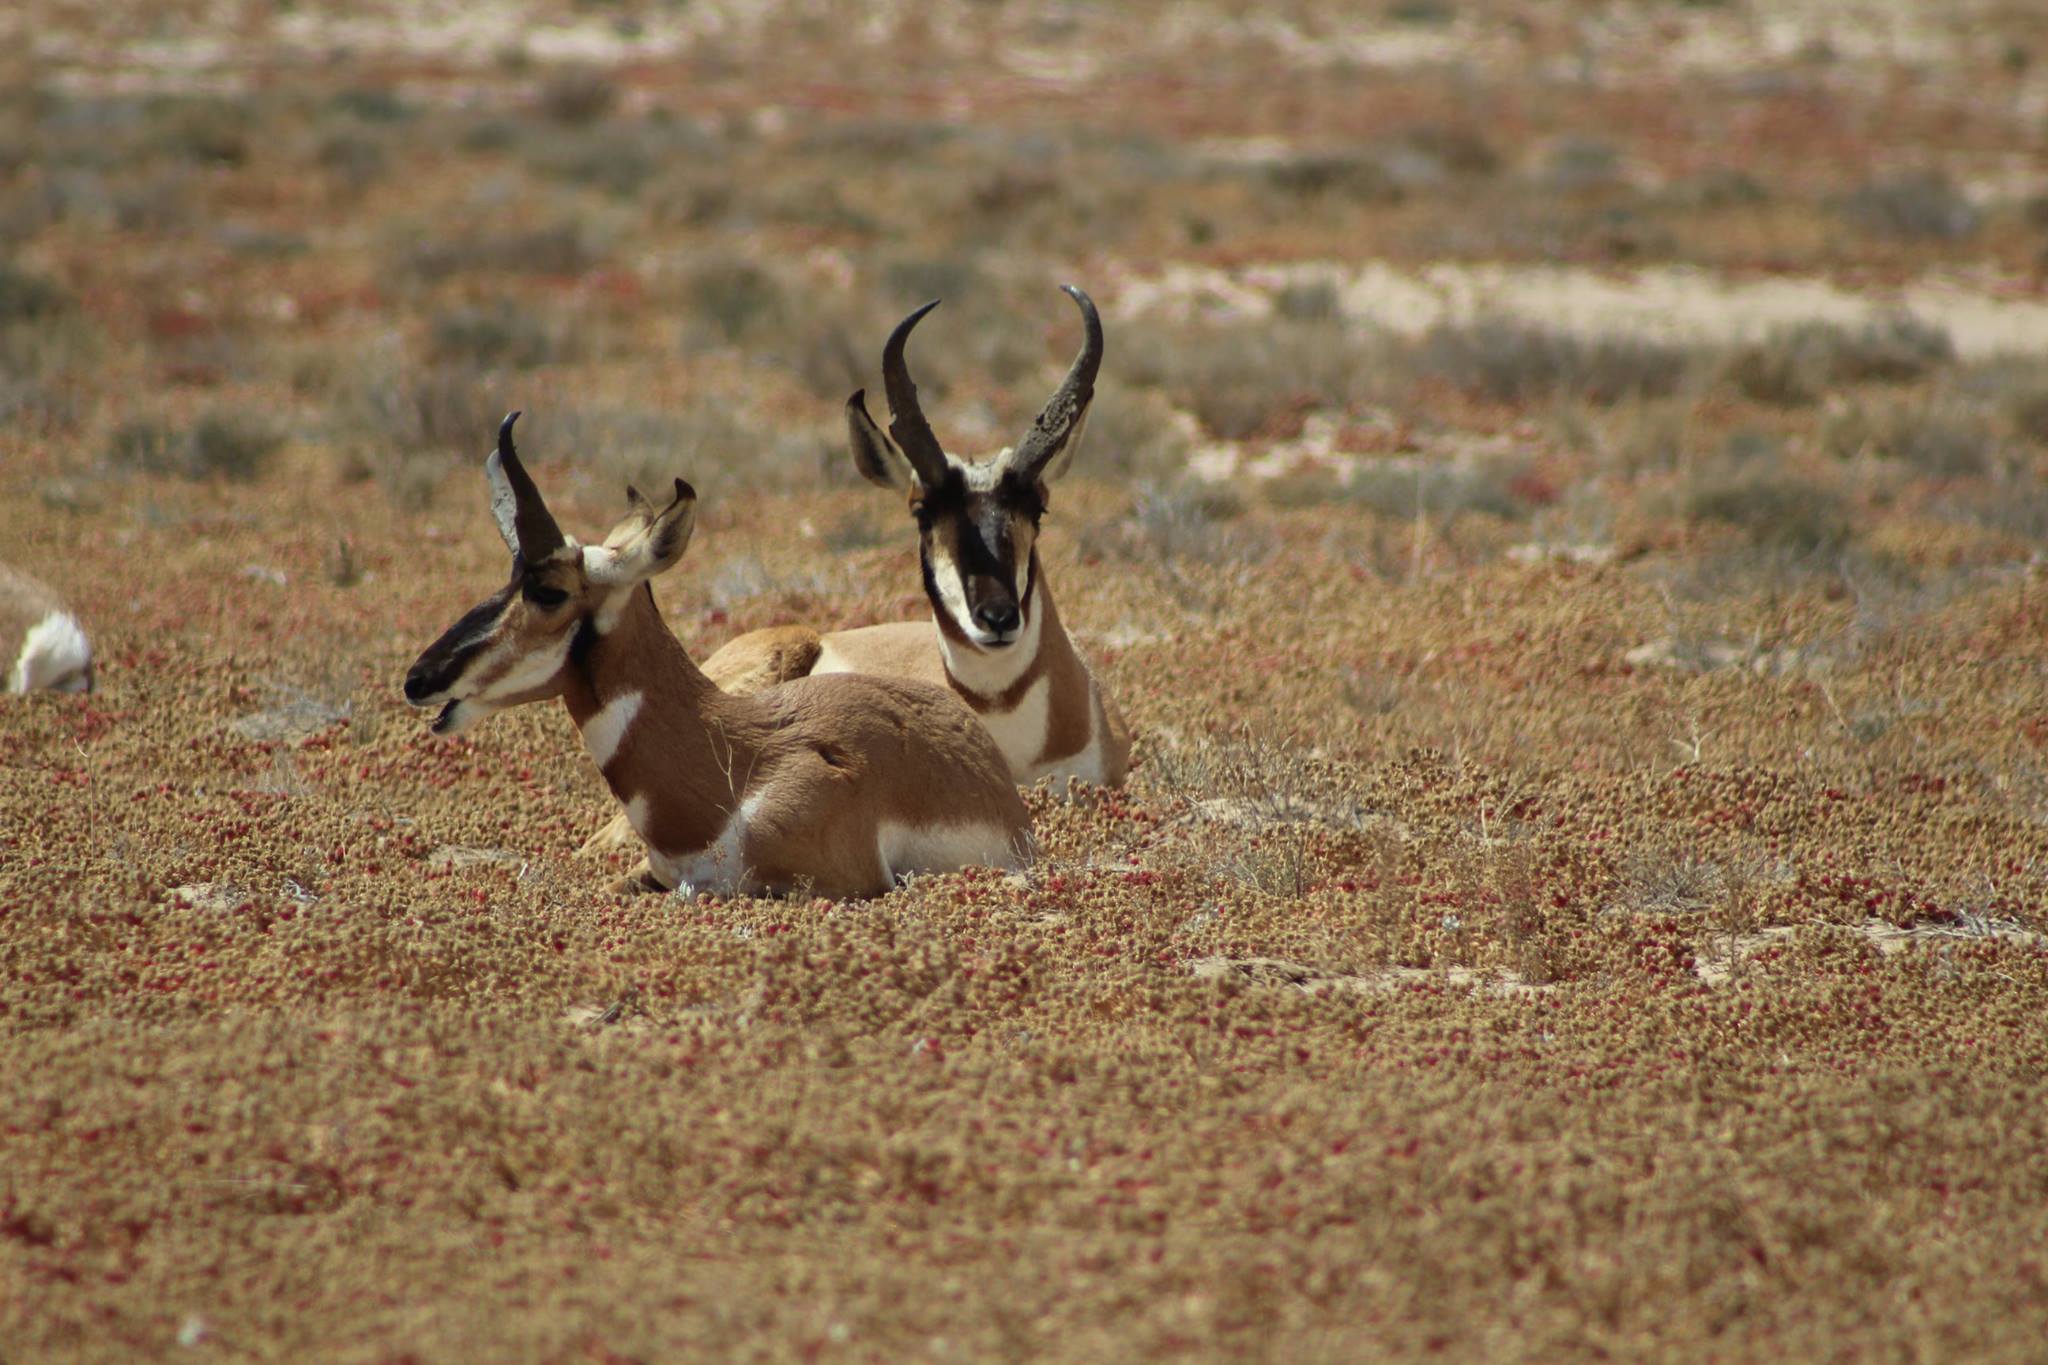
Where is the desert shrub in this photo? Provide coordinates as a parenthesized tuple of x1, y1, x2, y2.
(1337, 459, 1525, 522)
(427, 302, 572, 369)
(539, 68, 618, 125)
(1273, 281, 1342, 322)
(1537, 137, 1622, 193)
(1263, 152, 1403, 204)
(215, 224, 309, 259)
(144, 96, 250, 166)
(392, 222, 602, 283)
(1387, 122, 1499, 179)
(327, 88, 413, 124)
(1408, 320, 1692, 405)
(1722, 314, 1953, 406)
(1122, 319, 1375, 440)
(1101, 482, 1258, 566)
(110, 171, 194, 232)
(883, 255, 983, 307)
(1071, 387, 1198, 480)
(2005, 386, 2048, 445)
(1836, 172, 1979, 240)
(1666, 166, 1769, 208)
(337, 361, 499, 456)
(1683, 449, 1850, 554)
(0, 378, 78, 433)
(108, 412, 282, 480)
(0, 263, 67, 323)
(1387, 0, 1456, 23)
(314, 131, 388, 193)
(526, 129, 656, 197)
(1943, 484, 2048, 543)
(682, 258, 787, 345)
(547, 405, 824, 494)
(1824, 402, 1994, 478)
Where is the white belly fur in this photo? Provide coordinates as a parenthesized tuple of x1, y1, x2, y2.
(878, 819, 1026, 882)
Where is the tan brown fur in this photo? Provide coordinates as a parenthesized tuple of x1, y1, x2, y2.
(565, 589, 1029, 899)
(693, 551, 1131, 794)
(406, 420, 1030, 897)
(1, 562, 92, 695)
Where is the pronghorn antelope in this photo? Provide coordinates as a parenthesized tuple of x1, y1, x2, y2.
(2, 563, 93, 694)
(404, 413, 1032, 899)
(717, 286, 1130, 782)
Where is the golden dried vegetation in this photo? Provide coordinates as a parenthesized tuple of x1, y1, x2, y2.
(4, 1, 2048, 1359)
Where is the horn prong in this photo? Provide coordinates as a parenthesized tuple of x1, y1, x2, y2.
(1007, 284, 1104, 482)
(487, 407, 564, 561)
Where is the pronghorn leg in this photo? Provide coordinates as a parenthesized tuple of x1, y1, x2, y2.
(609, 859, 669, 895)
(700, 625, 824, 696)
(580, 808, 642, 857)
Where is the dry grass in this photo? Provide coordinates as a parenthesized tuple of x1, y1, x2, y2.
(5, 3, 2048, 1360)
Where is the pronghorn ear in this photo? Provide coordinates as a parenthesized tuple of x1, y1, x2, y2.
(599, 484, 660, 551)
(846, 389, 922, 493)
(587, 478, 697, 586)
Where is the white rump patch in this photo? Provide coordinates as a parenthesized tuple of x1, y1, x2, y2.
(10, 611, 91, 693)
(879, 819, 1025, 881)
(580, 691, 643, 769)
(648, 793, 761, 897)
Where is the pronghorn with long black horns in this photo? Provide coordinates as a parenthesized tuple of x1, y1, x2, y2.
(705, 286, 1131, 777)
(405, 413, 1032, 899)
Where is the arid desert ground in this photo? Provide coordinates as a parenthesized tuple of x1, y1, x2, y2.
(4, 1, 2048, 1358)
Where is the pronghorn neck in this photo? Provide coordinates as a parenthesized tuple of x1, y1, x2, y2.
(935, 550, 1060, 702)
(559, 585, 749, 853)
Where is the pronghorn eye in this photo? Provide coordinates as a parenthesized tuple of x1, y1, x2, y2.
(523, 584, 569, 610)
(910, 503, 935, 529)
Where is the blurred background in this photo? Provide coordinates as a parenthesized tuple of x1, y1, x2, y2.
(6, 0, 2047, 555)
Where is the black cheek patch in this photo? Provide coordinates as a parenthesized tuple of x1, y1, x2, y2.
(412, 590, 511, 692)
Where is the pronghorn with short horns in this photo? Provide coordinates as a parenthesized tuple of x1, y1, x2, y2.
(713, 286, 1131, 783)
(3, 563, 93, 695)
(405, 413, 1032, 899)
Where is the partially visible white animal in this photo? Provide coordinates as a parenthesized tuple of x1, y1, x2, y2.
(2, 563, 92, 694)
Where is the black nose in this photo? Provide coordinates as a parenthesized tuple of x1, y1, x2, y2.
(973, 602, 1021, 636)
(403, 665, 435, 703)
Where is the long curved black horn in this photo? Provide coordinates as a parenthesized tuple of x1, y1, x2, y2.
(880, 299, 952, 486)
(491, 410, 564, 561)
(1008, 284, 1103, 482)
